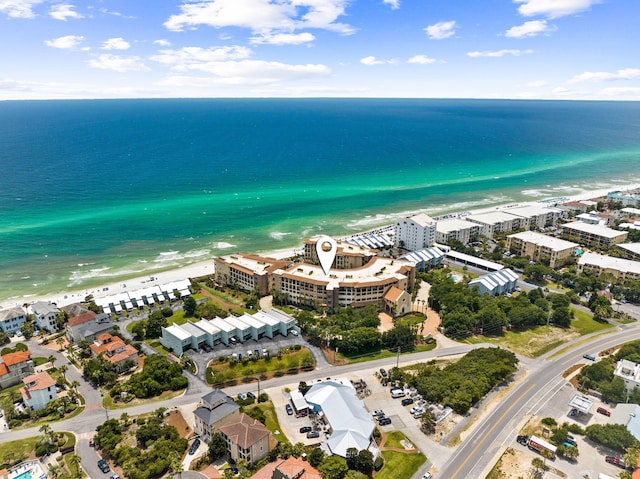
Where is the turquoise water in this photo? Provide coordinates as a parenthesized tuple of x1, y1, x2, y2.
(1, 99, 639, 302)
(12, 470, 32, 479)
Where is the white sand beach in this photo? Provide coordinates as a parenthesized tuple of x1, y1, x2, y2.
(2, 184, 637, 311)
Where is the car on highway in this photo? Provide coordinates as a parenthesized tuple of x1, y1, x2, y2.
(378, 417, 392, 426)
(422, 473, 432, 479)
(97, 459, 110, 473)
(299, 426, 312, 433)
(189, 438, 201, 455)
(286, 404, 294, 415)
(606, 456, 626, 468)
(583, 353, 596, 361)
(401, 398, 414, 406)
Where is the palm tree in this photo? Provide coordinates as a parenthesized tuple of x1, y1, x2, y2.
(58, 365, 68, 381)
(68, 454, 82, 479)
(56, 336, 65, 351)
(169, 452, 183, 478)
(48, 355, 56, 367)
(48, 463, 61, 479)
(39, 424, 54, 445)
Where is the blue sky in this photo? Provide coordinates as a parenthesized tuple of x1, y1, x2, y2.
(1, 0, 639, 100)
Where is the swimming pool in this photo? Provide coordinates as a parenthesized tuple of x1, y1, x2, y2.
(12, 470, 32, 479)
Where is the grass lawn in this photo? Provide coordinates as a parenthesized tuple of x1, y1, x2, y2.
(384, 431, 412, 449)
(398, 313, 427, 327)
(244, 401, 289, 443)
(32, 356, 49, 366)
(376, 450, 426, 479)
(167, 309, 188, 325)
(103, 387, 186, 409)
(339, 342, 437, 365)
(570, 307, 613, 334)
(147, 339, 172, 355)
(206, 348, 314, 385)
(546, 281, 571, 292)
(199, 285, 245, 306)
(0, 436, 39, 467)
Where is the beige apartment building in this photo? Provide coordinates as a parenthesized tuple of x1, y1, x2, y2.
(561, 221, 628, 248)
(506, 231, 578, 268)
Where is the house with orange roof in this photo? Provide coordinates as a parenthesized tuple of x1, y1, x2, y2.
(21, 371, 57, 411)
(218, 413, 273, 466)
(90, 333, 138, 372)
(383, 285, 412, 316)
(250, 456, 322, 479)
(0, 350, 34, 389)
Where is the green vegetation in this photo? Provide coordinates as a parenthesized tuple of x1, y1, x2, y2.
(396, 348, 518, 414)
(0, 436, 39, 468)
(375, 450, 426, 479)
(106, 355, 187, 401)
(586, 424, 639, 453)
(338, 342, 436, 364)
(32, 356, 50, 366)
(206, 346, 314, 385)
(243, 401, 289, 443)
(570, 307, 614, 334)
(147, 339, 172, 355)
(384, 431, 412, 449)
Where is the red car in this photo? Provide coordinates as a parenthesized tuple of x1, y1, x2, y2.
(597, 407, 611, 417)
(606, 456, 626, 469)
(89, 437, 94, 447)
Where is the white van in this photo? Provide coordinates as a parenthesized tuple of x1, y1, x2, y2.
(390, 388, 405, 398)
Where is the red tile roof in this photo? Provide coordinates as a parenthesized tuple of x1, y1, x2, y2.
(1, 350, 32, 367)
(67, 310, 96, 327)
(219, 413, 270, 450)
(23, 371, 56, 391)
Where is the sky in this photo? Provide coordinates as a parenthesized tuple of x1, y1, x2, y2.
(1, 0, 639, 100)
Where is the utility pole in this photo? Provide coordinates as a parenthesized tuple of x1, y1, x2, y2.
(396, 346, 401, 369)
(258, 378, 261, 399)
(334, 347, 338, 365)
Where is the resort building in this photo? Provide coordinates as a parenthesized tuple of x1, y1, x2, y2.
(577, 253, 640, 282)
(435, 218, 483, 246)
(503, 205, 563, 230)
(465, 211, 527, 238)
(250, 456, 322, 479)
(213, 254, 290, 296)
(468, 269, 519, 296)
(561, 201, 591, 215)
(304, 379, 379, 459)
(394, 213, 436, 251)
(271, 255, 414, 311)
(160, 309, 298, 354)
(399, 247, 446, 272)
(218, 413, 273, 465)
(0, 350, 34, 389)
(561, 221, 628, 248)
(303, 237, 376, 269)
(608, 190, 640, 207)
(614, 360, 640, 392)
(193, 389, 240, 440)
(576, 211, 607, 225)
(30, 301, 60, 333)
(66, 311, 113, 343)
(89, 333, 138, 371)
(21, 371, 57, 411)
(618, 243, 640, 262)
(506, 231, 579, 268)
(621, 207, 640, 219)
(0, 306, 27, 335)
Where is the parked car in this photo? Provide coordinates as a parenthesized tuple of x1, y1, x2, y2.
(286, 404, 294, 415)
(410, 406, 425, 415)
(189, 438, 201, 455)
(597, 407, 611, 417)
(606, 456, 626, 468)
(371, 410, 385, 417)
(583, 353, 596, 361)
(299, 426, 312, 433)
(290, 330, 299, 336)
(110, 474, 121, 479)
(379, 368, 387, 377)
(390, 388, 405, 398)
(247, 392, 256, 400)
(307, 431, 320, 439)
(237, 393, 247, 401)
(378, 417, 392, 426)
(97, 459, 110, 473)
(401, 398, 414, 406)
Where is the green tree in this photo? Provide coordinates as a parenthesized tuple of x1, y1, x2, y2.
(420, 410, 437, 435)
(382, 324, 416, 351)
(585, 423, 639, 452)
(209, 432, 227, 462)
(318, 456, 348, 479)
(307, 447, 325, 468)
(21, 322, 34, 340)
(354, 450, 374, 475)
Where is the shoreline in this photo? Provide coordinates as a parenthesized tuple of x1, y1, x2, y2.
(1, 184, 638, 311)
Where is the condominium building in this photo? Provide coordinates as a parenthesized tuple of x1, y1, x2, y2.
(618, 243, 640, 262)
(213, 254, 290, 296)
(561, 221, 628, 248)
(394, 213, 436, 251)
(435, 218, 482, 245)
(465, 211, 526, 237)
(577, 252, 640, 282)
(503, 205, 563, 230)
(303, 237, 376, 269)
(608, 190, 640, 207)
(506, 231, 578, 268)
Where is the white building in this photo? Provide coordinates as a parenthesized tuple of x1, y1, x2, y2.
(468, 269, 519, 296)
(614, 359, 640, 392)
(618, 243, 640, 262)
(465, 211, 526, 237)
(503, 205, 563, 230)
(576, 211, 606, 225)
(21, 371, 58, 411)
(577, 252, 640, 282)
(0, 306, 27, 335)
(561, 221, 628, 248)
(30, 301, 60, 333)
(399, 247, 446, 272)
(435, 218, 482, 245)
(394, 213, 436, 251)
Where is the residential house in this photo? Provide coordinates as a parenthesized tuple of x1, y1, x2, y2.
(394, 213, 436, 251)
(614, 360, 640, 393)
(0, 350, 34, 389)
(250, 457, 322, 479)
(218, 413, 273, 465)
(66, 311, 113, 342)
(21, 371, 58, 411)
(30, 301, 60, 333)
(90, 333, 138, 372)
(193, 389, 240, 440)
(0, 307, 27, 335)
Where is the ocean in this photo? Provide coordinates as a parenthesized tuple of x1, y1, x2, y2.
(1, 98, 640, 304)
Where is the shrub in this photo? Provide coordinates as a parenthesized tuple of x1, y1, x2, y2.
(541, 417, 557, 427)
(373, 456, 384, 471)
(258, 393, 269, 403)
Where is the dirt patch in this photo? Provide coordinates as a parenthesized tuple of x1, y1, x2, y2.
(41, 336, 69, 351)
(378, 312, 394, 332)
(165, 409, 191, 438)
(489, 447, 537, 479)
(199, 289, 242, 311)
(562, 364, 584, 379)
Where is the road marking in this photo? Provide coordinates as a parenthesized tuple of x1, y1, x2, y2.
(450, 383, 537, 479)
(561, 331, 640, 365)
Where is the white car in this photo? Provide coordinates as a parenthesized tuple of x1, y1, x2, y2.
(410, 406, 424, 415)
(422, 473, 432, 479)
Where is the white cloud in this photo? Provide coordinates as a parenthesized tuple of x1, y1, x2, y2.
(602, 87, 640, 97)
(158, 60, 330, 86)
(101, 38, 130, 50)
(88, 54, 150, 72)
(383, 0, 400, 9)
(0, 0, 43, 18)
(250, 32, 315, 45)
(505, 20, 556, 38)
(164, 0, 354, 35)
(150, 46, 252, 69)
(467, 49, 533, 58)
(568, 68, 640, 83)
(524, 80, 548, 87)
(408, 55, 436, 64)
(424, 21, 457, 40)
(360, 56, 385, 66)
(515, 0, 599, 19)
(44, 35, 85, 49)
(49, 4, 83, 20)
(154, 39, 171, 47)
